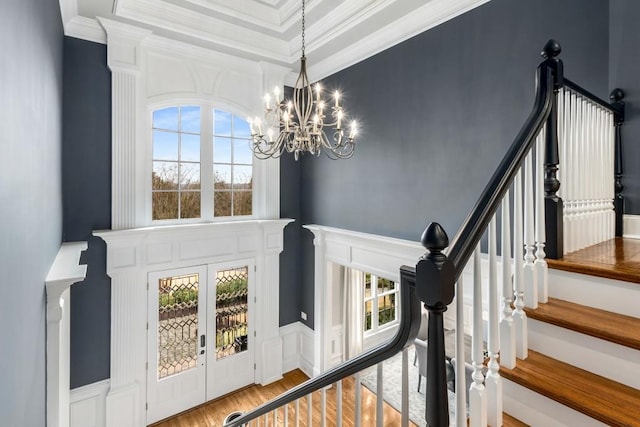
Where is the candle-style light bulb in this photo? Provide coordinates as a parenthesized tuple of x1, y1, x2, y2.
(349, 121, 357, 139)
(273, 86, 280, 103)
(264, 93, 271, 109)
(315, 83, 321, 101)
(334, 91, 340, 108)
(337, 110, 343, 130)
(267, 128, 274, 142)
(313, 114, 319, 132)
(248, 117, 255, 134)
(255, 117, 263, 135)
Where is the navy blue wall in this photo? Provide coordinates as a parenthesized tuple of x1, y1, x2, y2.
(63, 36, 113, 388)
(610, 0, 640, 214)
(298, 0, 610, 328)
(0, 0, 63, 424)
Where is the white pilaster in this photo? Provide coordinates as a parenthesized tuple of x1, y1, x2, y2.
(46, 242, 88, 427)
(98, 19, 151, 230)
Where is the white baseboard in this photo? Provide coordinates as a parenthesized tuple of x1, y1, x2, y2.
(623, 214, 640, 238)
(69, 379, 110, 427)
(280, 321, 315, 378)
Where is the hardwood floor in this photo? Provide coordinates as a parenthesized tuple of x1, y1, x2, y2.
(547, 237, 640, 283)
(150, 370, 419, 427)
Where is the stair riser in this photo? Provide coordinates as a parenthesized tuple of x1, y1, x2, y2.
(503, 379, 608, 427)
(548, 269, 640, 317)
(528, 319, 640, 389)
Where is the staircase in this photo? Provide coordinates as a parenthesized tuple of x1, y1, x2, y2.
(501, 238, 640, 426)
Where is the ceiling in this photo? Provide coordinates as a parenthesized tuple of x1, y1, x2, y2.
(61, 0, 491, 81)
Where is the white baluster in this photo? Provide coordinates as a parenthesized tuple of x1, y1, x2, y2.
(354, 372, 362, 427)
(273, 409, 278, 425)
(456, 277, 467, 427)
(469, 245, 487, 427)
(558, 88, 565, 199)
(500, 192, 516, 369)
(284, 402, 288, 427)
(307, 393, 312, 427)
(487, 216, 503, 427)
(321, 387, 326, 427)
(376, 363, 383, 427)
(337, 380, 342, 427)
(535, 126, 549, 303)
(295, 398, 300, 427)
(512, 169, 528, 359)
(565, 91, 577, 254)
(523, 150, 538, 308)
(401, 349, 409, 427)
(263, 413, 268, 426)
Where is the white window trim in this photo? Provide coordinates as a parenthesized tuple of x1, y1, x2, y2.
(363, 273, 400, 337)
(147, 101, 261, 225)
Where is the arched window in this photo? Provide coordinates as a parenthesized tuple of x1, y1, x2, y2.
(152, 105, 253, 221)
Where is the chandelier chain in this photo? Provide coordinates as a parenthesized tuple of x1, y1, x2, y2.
(301, 0, 306, 57)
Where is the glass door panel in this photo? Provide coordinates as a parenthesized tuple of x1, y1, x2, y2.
(147, 266, 207, 424)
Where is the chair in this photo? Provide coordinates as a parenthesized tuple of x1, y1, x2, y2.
(414, 338, 428, 392)
(413, 310, 428, 366)
(450, 358, 475, 404)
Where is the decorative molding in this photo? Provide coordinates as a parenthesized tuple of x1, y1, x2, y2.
(70, 380, 110, 427)
(303, 224, 426, 376)
(307, 0, 492, 81)
(280, 322, 315, 378)
(46, 242, 88, 427)
(623, 214, 640, 239)
(95, 219, 292, 426)
(65, 16, 106, 44)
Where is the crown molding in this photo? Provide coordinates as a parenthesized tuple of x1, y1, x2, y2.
(307, 0, 492, 81)
(65, 16, 106, 44)
(116, 0, 292, 63)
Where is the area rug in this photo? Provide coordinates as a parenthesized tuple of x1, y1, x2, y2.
(360, 330, 471, 426)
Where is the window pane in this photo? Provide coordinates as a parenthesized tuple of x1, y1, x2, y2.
(181, 133, 200, 162)
(180, 106, 200, 134)
(153, 162, 179, 190)
(378, 277, 392, 294)
(153, 192, 178, 220)
(378, 294, 396, 326)
(214, 164, 232, 189)
(364, 273, 372, 298)
(233, 165, 252, 189)
(364, 301, 372, 332)
(180, 191, 201, 219)
(180, 163, 200, 190)
(234, 116, 252, 138)
(233, 138, 253, 165)
(233, 191, 252, 216)
(213, 110, 232, 136)
(153, 130, 179, 160)
(214, 137, 232, 164)
(214, 191, 232, 217)
(153, 107, 179, 131)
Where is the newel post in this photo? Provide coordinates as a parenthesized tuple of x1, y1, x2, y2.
(541, 39, 564, 259)
(416, 223, 455, 427)
(610, 88, 625, 236)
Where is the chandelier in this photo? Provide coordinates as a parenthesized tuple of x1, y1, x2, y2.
(250, 0, 357, 160)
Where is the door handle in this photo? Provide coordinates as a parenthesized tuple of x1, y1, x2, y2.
(200, 334, 206, 347)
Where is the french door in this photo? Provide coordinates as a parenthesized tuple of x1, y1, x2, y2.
(146, 260, 255, 424)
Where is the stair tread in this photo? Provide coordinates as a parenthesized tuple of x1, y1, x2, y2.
(503, 412, 529, 427)
(501, 350, 640, 426)
(547, 237, 640, 284)
(524, 297, 640, 350)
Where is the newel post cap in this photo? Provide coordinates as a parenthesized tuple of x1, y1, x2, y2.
(416, 222, 455, 310)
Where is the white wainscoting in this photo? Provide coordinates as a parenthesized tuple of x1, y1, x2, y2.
(280, 322, 315, 378)
(70, 380, 110, 427)
(623, 214, 640, 239)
